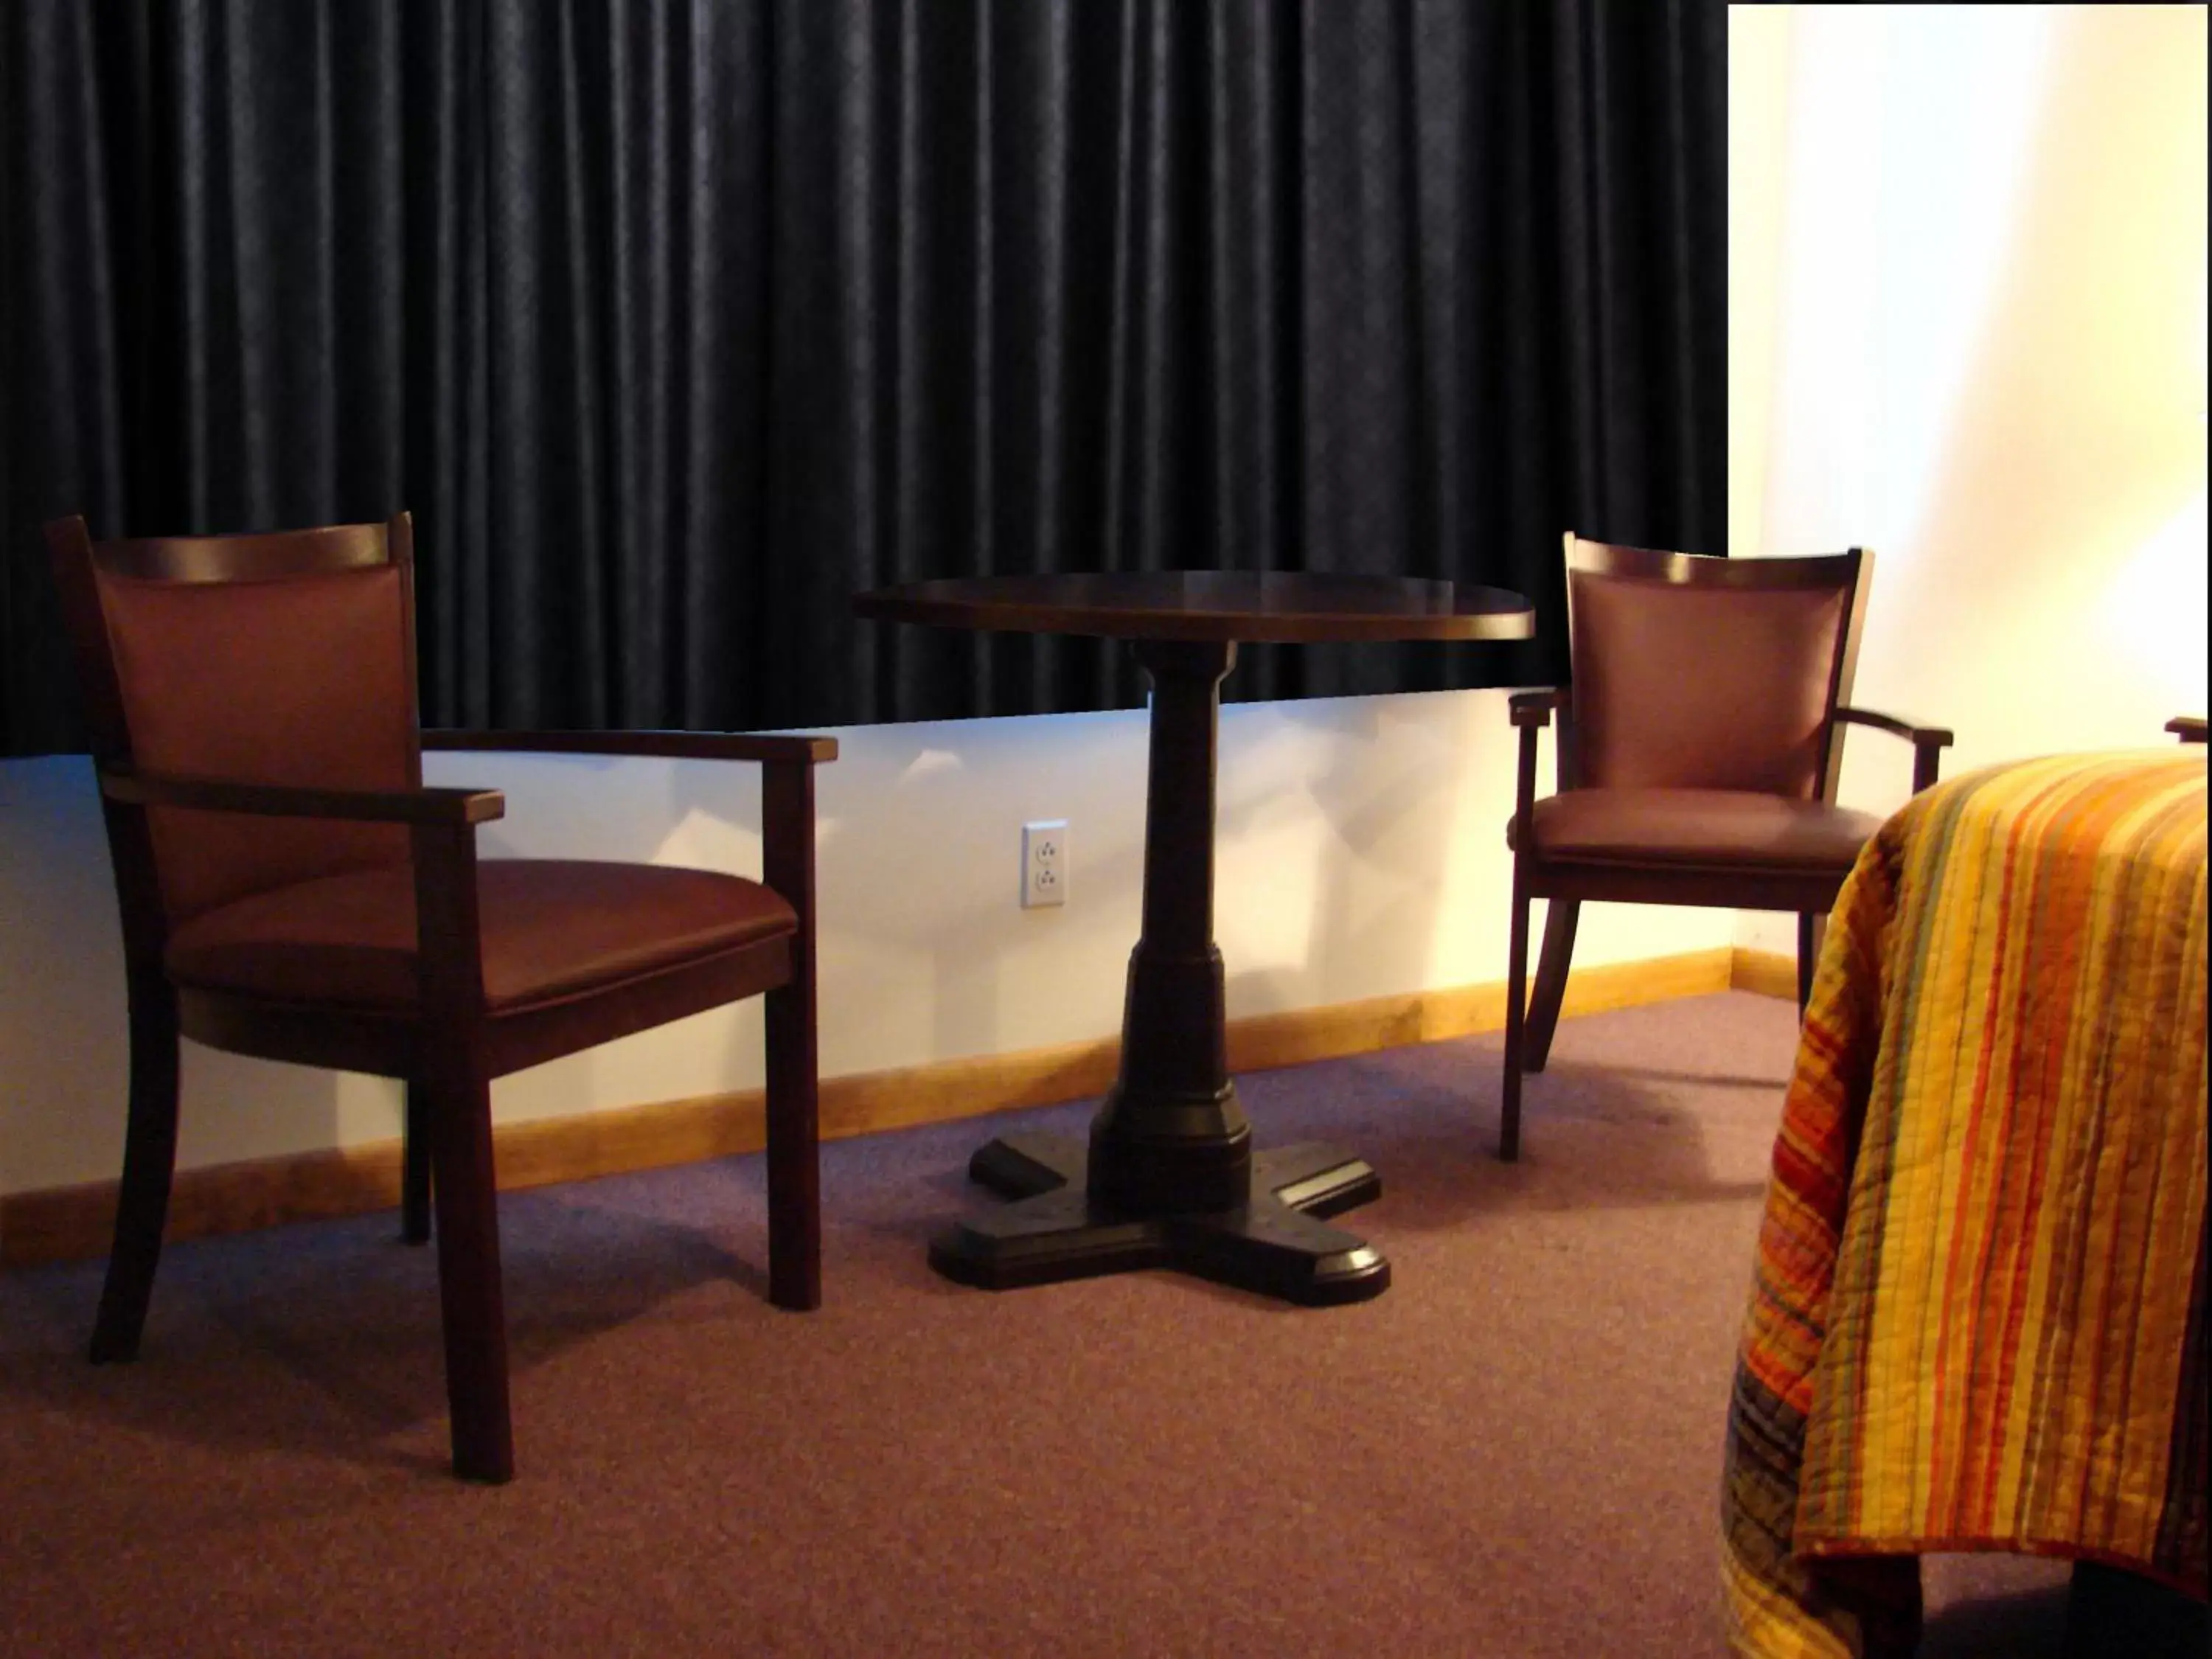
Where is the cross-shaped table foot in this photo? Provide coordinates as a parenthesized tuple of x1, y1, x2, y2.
(927, 1130, 1391, 1306)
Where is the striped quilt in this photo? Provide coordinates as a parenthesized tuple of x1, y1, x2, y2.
(1720, 750, 2209, 1658)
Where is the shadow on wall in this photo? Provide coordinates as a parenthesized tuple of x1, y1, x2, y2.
(0, 757, 138, 1200)
(0, 757, 348, 1201)
(1786, 5, 2208, 774)
(4, 677, 1670, 1201)
(812, 706, 1153, 1074)
(1220, 697, 1438, 1017)
(1217, 688, 1513, 1020)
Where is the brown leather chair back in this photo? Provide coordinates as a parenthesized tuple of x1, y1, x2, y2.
(46, 515, 422, 931)
(1561, 535, 1868, 800)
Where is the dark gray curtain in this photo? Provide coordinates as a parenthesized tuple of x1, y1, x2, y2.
(0, 0, 1724, 756)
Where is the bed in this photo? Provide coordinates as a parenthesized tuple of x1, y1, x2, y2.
(1719, 748, 2208, 1656)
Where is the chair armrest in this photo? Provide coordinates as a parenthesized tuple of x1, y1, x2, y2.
(2166, 716, 2207, 745)
(422, 728, 838, 765)
(1835, 706, 1954, 793)
(1834, 706, 1952, 747)
(1509, 689, 1562, 728)
(100, 764, 505, 825)
(1508, 692, 1564, 849)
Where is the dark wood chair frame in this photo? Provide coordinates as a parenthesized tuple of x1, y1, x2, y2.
(47, 512, 834, 1484)
(1500, 538, 1953, 1161)
(2167, 716, 2207, 745)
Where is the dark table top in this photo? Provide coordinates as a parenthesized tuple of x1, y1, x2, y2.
(851, 571, 1534, 644)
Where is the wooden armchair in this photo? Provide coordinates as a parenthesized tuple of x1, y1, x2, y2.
(1500, 535, 1952, 1161)
(45, 512, 833, 1482)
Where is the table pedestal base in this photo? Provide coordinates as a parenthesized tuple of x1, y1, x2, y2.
(927, 1131, 1391, 1306)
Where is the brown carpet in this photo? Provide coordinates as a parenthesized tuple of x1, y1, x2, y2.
(0, 993, 2070, 1657)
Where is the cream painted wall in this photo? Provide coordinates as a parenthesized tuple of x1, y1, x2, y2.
(1731, 3, 2210, 955)
(0, 692, 1733, 1196)
(1727, 2, 1795, 563)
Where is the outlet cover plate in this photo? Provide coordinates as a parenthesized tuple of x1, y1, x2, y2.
(1022, 819, 1068, 908)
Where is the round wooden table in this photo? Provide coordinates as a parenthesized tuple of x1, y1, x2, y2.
(852, 571, 1535, 1304)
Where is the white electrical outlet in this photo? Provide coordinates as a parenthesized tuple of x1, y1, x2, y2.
(1021, 819, 1068, 908)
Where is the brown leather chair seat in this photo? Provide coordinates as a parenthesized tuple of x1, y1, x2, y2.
(167, 860, 796, 1012)
(1509, 788, 1885, 872)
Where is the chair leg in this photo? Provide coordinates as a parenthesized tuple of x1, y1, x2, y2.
(764, 980, 821, 1312)
(1796, 912, 1826, 1012)
(400, 1082, 432, 1245)
(91, 975, 182, 1364)
(422, 1065, 512, 1484)
(1500, 869, 1531, 1163)
(1523, 898, 1581, 1074)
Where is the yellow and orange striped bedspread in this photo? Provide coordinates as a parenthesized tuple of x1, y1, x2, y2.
(1720, 751, 2208, 1658)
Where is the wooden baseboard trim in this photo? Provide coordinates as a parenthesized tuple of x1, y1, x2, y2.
(1729, 947, 1800, 1001)
(1, 945, 1739, 1270)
